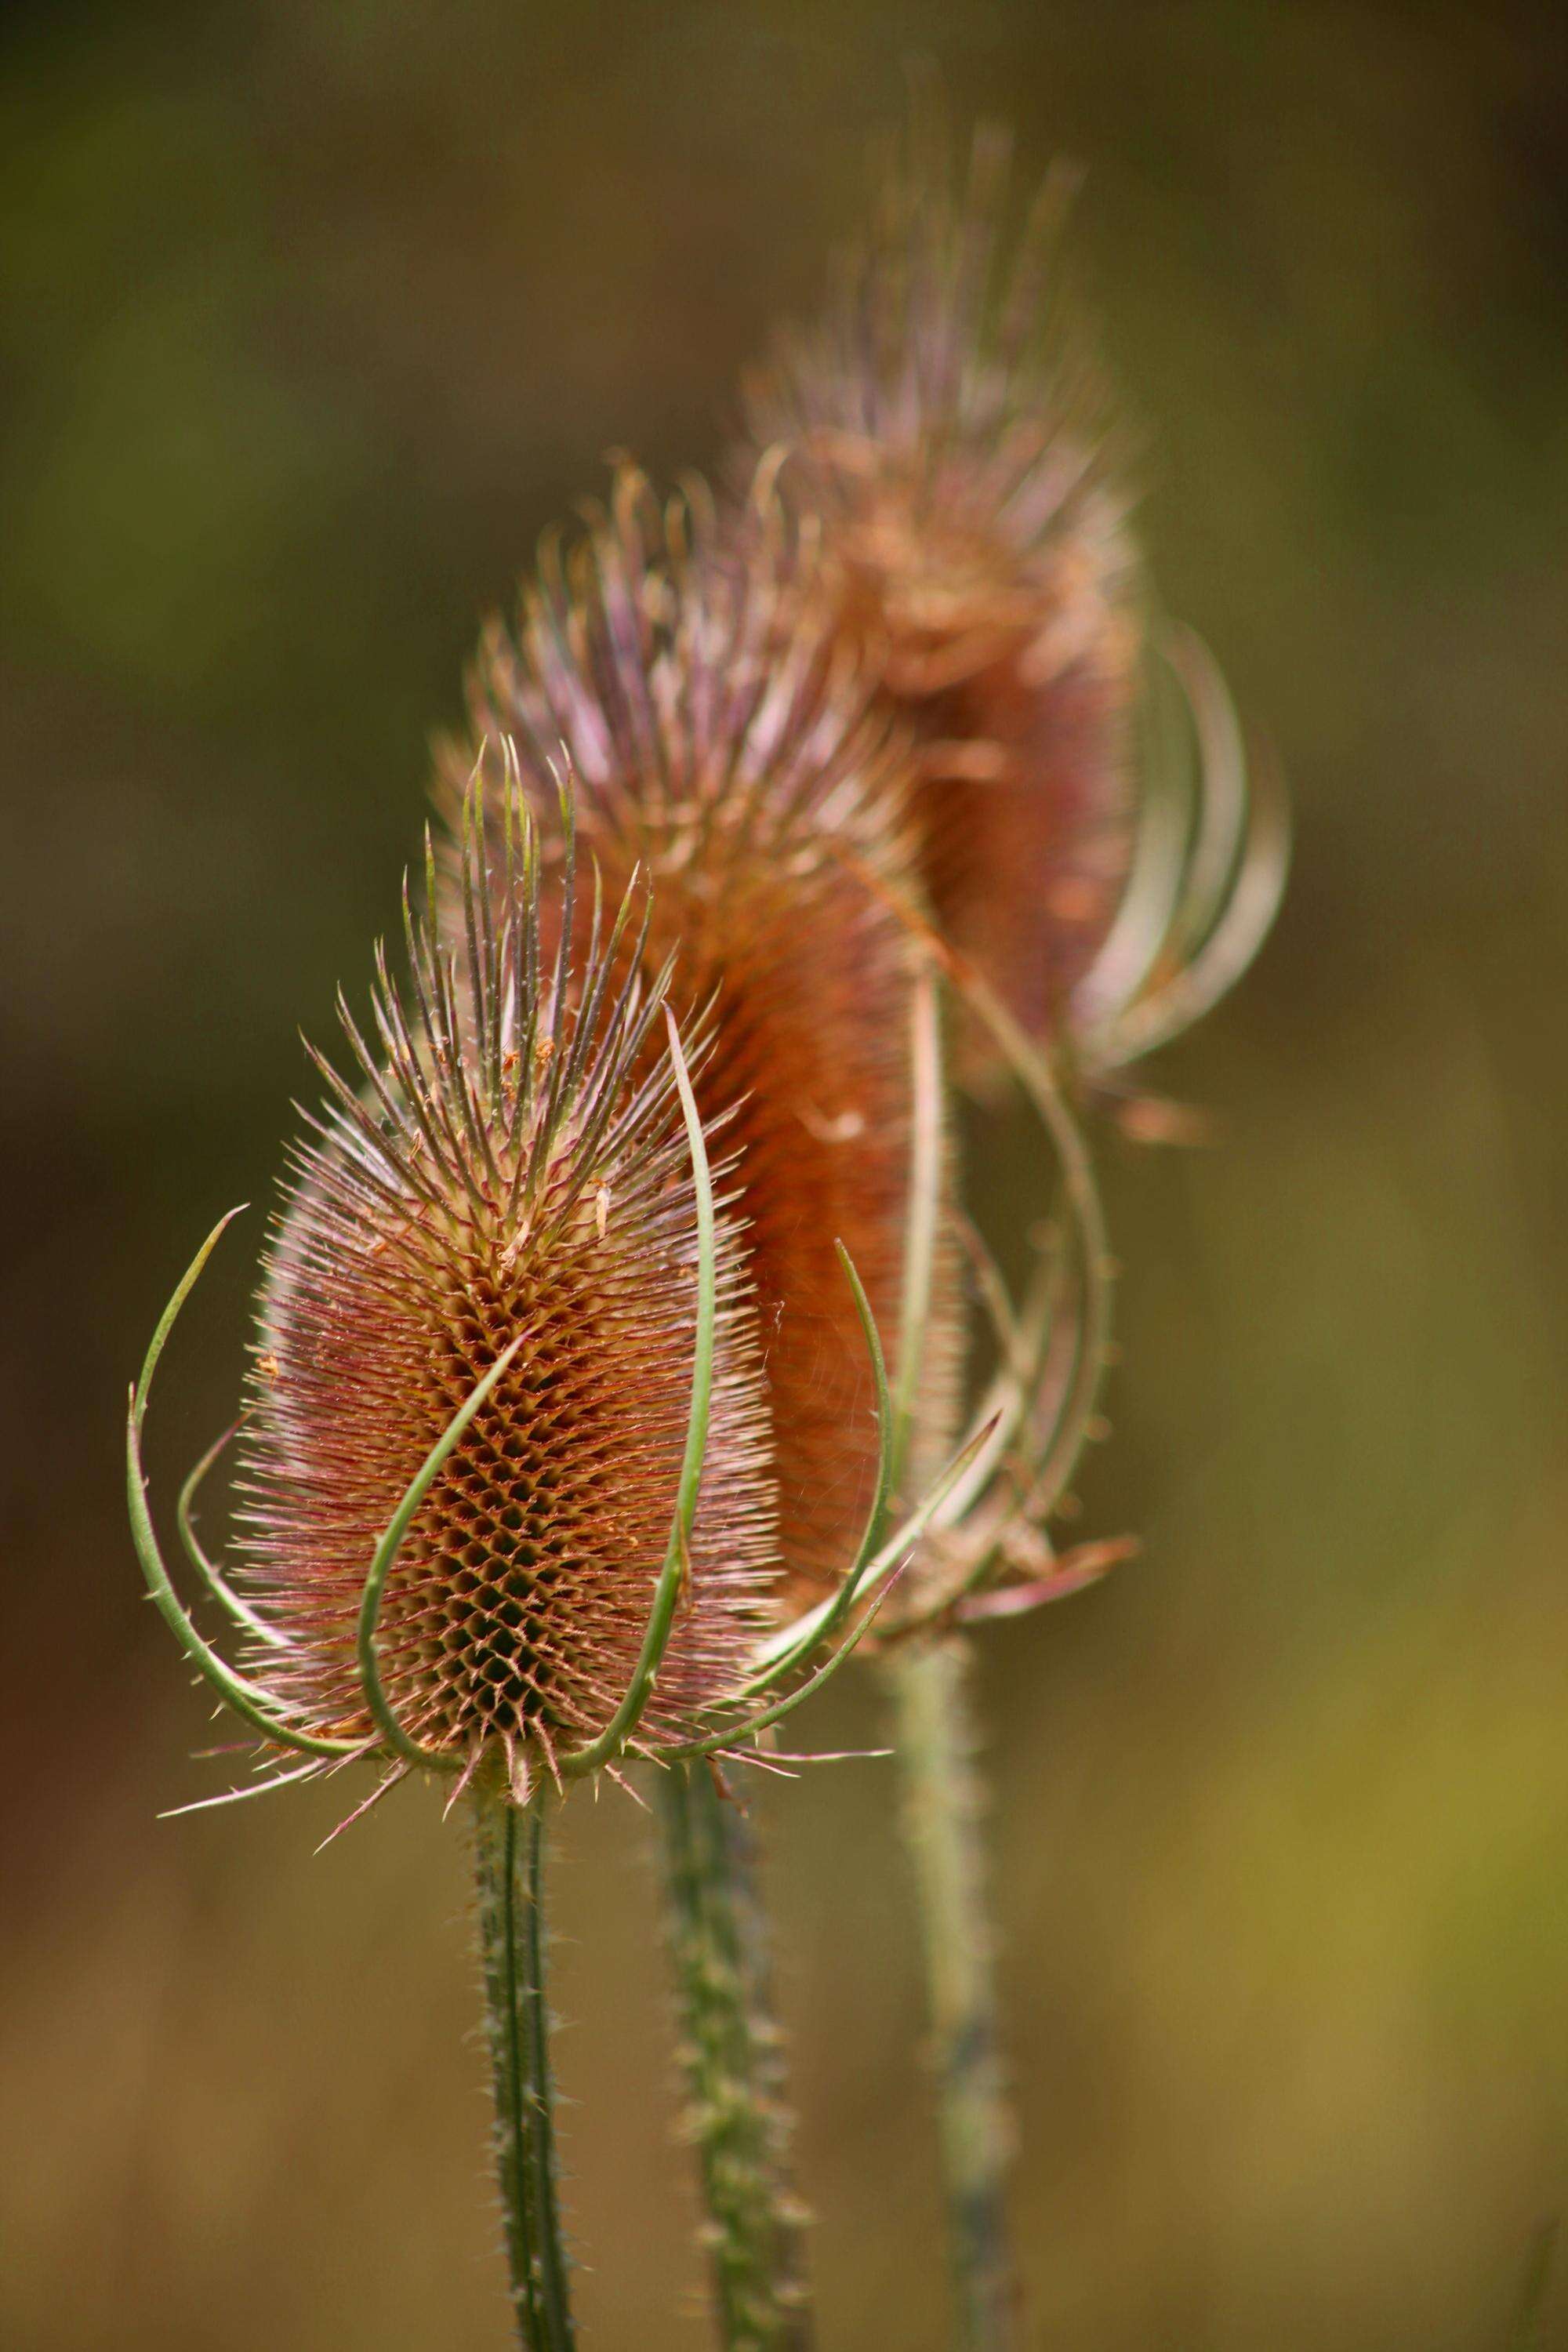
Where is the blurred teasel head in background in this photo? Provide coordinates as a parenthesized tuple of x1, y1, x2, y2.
(739, 91, 1288, 1087)
(740, 93, 1142, 1050)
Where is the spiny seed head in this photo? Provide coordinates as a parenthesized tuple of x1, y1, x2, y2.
(741, 101, 1143, 1040)
(442, 465, 964, 1602)
(238, 808, 777, 1788)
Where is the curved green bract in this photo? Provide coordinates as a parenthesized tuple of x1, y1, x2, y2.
(673, 1584, 902, 1759)
(1072, 620, 1197, 1031)
(951, 971, 1112, 1533)
(1102, 741, 1290, 1066)
(835, 1240, 895, 1570)
(177, 1419, 290, 1651)
(669, 1406, 999, 1759)
(937, 1210, 1065, 1512)
(1159, 623, 1253, 965)
(562, 1011, 716, 1779)
(888, 978, 1123, 1629)
(912, 1082, 1107, 1616)
(1079, 622, 1291, 1070)
(356, 1333, 530, 1773)
(923, 1245, 1062, 1548)
(126, 1210, 362, 1762)
(898, 1260, 1072, 1633)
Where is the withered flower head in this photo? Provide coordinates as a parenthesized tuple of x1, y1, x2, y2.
(740, 102, 1143, 1046)
(128, 804, 787, 1817)
(446, 465, 964, 1602)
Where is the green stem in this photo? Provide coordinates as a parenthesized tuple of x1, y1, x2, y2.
(887, 1636, 1018, 2352)
(471, 1791, 575, 2352)
(657, 1762, 814, 2352)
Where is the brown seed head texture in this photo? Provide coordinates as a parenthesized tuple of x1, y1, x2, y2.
(742, 111, 1143, 1047)
(240, 826, 777, 1787)
(446, 469, 963, 1602)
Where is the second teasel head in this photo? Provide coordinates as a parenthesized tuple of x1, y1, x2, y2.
(444, 464, 965, 1606)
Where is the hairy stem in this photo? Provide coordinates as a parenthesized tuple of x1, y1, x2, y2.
(657, 1761, 814, 2352)
(471, 1791, 575, 2352)
(887, 1635, 1018, 2352)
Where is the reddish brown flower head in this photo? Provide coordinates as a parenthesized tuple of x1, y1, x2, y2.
(740, 111, 1144, 1047)
(445, 468, 963, 1603)
(238, 823, 777, 1794)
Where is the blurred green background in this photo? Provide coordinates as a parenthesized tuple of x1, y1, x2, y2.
(3, 4, 1566, 2346)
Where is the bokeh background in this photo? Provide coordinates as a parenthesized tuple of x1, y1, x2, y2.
(4, 5, 1566, 2347)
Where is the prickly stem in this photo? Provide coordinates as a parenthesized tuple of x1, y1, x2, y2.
(657, 1763, 814, 2352)
(471, 1791, 576, 2352)
(887, 1637, 1018, 2352)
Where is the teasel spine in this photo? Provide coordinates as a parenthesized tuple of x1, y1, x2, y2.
(658, 1763, 813, 2352)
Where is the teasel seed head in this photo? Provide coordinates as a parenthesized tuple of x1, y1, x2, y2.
(742, 93, 1290, 1086)
(246, 804, 781, 1792)
(443, 463, 965, 1604)
(183, 801, 778, 1806)
(739, 96, 1145, 1052)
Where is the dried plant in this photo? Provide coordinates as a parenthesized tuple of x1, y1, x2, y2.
(126, 91, 1286, 2352)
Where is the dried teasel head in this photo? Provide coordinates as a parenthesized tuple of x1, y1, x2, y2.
(739, 99, 1142, 1052)
(127, 799, 792, 1817)
(742, 97, 1289, 1084)
(442, 464, 965, 1607)
(246, 819, 782, 1798)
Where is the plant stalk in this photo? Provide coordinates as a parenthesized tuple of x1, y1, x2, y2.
(657, 1760, 814, 2352)
(887, 1634, 1018, 2352)
(471, 1790, 576, 2352)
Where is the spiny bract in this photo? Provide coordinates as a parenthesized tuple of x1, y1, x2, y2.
(239, 808, 778, 1801)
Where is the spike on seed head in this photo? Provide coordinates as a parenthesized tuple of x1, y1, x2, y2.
(739, 93, 1144, 1049)
(441, 464, 964, 1604)
(238, 795, 779, 1773)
